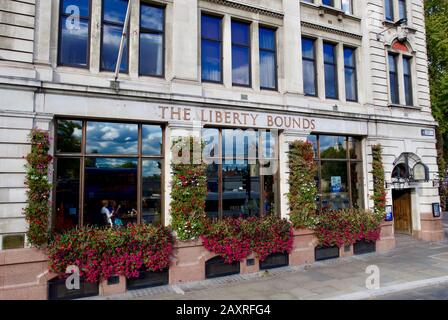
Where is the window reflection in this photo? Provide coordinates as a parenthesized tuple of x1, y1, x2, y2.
(139, 4, 164, 76)
(55, 158, 80, 231)
(320, 135, 347, 159)
(222, 129, 258, 161)
(84, 158, 138, 227)
(58, 0, 90, 67)
(324, 42, 338, 99)
(321, 161, 350, 210)
(142, 160, 162, 224)
(302, 37, 317, 96)
(206, 164, 219, 219)
(142, 125, 162, 155)
(350, 162, 364, 209)
(231, 21, 251, 86)
(86, 122, 138, 154)
(201, 14, 222, 82)
(57, 119, 82, 153)
(259, 27, 276, 89)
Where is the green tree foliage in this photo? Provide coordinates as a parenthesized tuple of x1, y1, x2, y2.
(425, 0, 448, 209)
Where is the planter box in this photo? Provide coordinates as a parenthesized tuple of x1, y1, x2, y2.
(259, 252, 289, 270)
(315, 245, 340, 261)
(289, 229, 318, 266)
(353, 239, 376, 255)
(205, 256, 240, 279)
(48, 277, 99, 300)
(126, 269, 169, 291)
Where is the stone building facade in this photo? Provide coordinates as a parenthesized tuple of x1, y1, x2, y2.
(0, 0, 443, 299)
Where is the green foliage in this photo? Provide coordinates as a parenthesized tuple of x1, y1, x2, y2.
(170, 137, 208, 240)
(23, 129, 53, 247)
(371, 145, 387, 218)
(287, 140, 319, 229)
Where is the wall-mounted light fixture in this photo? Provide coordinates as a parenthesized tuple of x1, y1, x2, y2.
(376, 18, 408, 41)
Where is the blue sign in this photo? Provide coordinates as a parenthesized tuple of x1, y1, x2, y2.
(385, 205, 393, 221)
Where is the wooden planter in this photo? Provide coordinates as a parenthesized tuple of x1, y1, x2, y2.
(353, 239, 376, 255)
(315, 245, 340, 261)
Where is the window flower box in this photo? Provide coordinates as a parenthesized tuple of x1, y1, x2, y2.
(315, 245, 340, 261)
(353, 239, 376, 255)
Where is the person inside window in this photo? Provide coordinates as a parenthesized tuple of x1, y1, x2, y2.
(111, 200, 123, 227)
(101, 200, 114, 227)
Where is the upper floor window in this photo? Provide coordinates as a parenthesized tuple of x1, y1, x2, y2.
(385, 0, 394, 21)
(139, 3, 165, 77)
(398, 0, 407, 20)
(322, 0, 334, 7)
(385, 0, 407, 22)
(324, 42, 338, 99)
(344, 47, 357, 102)
(201, 14, 223, 83)
(259, 27, 277, 90)
(231, 20, 251, 86)
(101, 0, 128, 73)
(302, 37, 317, 96)
(58, 0, 90, 67)
(388, 53, 399, 104)
(341, 0, 353, 14)
(403, 56, 413, 106)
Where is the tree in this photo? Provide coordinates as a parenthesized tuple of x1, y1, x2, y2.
(425, 0, 448, 209)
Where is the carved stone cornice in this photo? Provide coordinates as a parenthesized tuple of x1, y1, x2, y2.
(301, 21, 362, 40)
(202, 0, 284, 19)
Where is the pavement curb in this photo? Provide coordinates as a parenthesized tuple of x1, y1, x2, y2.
(325, 276, 448, 300)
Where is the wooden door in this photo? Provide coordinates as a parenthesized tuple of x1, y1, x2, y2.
(392, 189, 412, 234)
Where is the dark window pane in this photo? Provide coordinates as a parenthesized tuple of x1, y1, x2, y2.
(55, 158, 80, 231)
(348, 137, 362, 160)
(388, 54, 399, 104)
(320, 136, 347, 159)
(260, 51, 276, 89)
(345, 67, 357, 101)
(103, 0, 128, 24)
(57, 119, 82, 153)
(385, 0, 394, 21)
(205, 164, 219, 219)
(325, 64, 337, 99)
(302, 38, 315, 60)
(323, 43, 336, 64)
(388, 54, 397, 72)
(140, 4, 164, 31)
(320, 161, 350, 211)
(399, 0, 407, 20)
(263, 172, 277, 215)
(142, 125, 162, 155)
(259, 27, 275, 50)
(231, 21, 250, 46)
(303, 60, 317, 96)
(62, 0, 89, 17)
(59, 17, 89, 66)
(101, 24, 128, 72)
(222, 163, 260, 218)
(232, 45, 250, 85)
(201, 39, 222, 82)
(84, 158, 138, 227)
(139, 33, 163, 76)
(344, 47, 355, 67)
(322, 0, 334, 6)
(2, 234, 25, 250)
(86, 122, 138, 154)
(202, 15, 221, 40)
(307, 135, 318, 158)
(403, 57, 413, 105)
(142, 160, 162, 225)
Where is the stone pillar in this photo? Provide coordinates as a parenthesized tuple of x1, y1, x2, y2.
(420, 212, 444, 242)
(282, 0, 303, 95)
(34, 0, 53, 81)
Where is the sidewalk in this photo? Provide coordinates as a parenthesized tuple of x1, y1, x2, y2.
(86, 231, 448, 300)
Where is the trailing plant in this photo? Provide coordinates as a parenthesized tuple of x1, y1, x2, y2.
(170, 136, 208, 241)
(201, 215, 294, 263)
(48, 224, 173, 283)
(313, 209, 383, 248)
(287, 140, 319, 229)
(371, 145, 387, 218)
(23, 129, 53, 247)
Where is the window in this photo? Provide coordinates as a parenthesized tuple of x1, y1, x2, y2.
(302, 37, 317, 96)
(322, 0, 334, 7)
(2, 234, 25, 250)
(203, 128, 279, 219)
(341, 0, 353, 14)
(324, 42, 338, 99)
(308, 135, 364, 210)
(388, 53, 399, 104)
(398, 0, 407, 20)
(403, 56, 413, 106)
(259, 27, 277, 90)
(232, 20, 251, 86)
(139, 3, 164, 77)
(58, 0, 90, 67)
(344, 47, 357, 102)
(101, 0, 128, 72)
(55, 119, 164, 230)
(201, 14, 223, 83)
(385, 0, 394, 21)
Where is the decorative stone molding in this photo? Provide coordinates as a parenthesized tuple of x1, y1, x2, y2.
(301, 21, 362, 40)
(202, 0, 284, 19)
